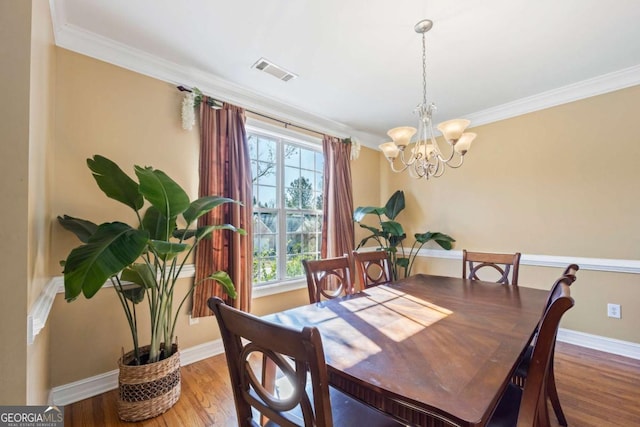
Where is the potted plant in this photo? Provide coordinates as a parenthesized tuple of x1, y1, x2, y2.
(354, 190, 454, 280)
(58, 155, 244, 421)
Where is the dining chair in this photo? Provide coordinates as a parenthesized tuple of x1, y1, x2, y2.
(512, 264, 579, 426)
(488, 276, 575, 426)
(352, 250, 393, 289)
(208, 297, 403, 427)
(302, 255, 354, 303)
(462, 249, 521, 285)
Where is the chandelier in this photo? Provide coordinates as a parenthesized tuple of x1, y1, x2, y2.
(379, 19, 476, 179)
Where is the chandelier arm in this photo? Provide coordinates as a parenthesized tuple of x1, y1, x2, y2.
(399, 148, 420, 166)
(442, 154, 465, 169)
(386, 158, 410, 173)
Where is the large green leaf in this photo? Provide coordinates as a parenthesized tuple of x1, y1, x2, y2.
(87, 155, 143, 211)
(135, 166, 190, 219)
(148, 240, 189, 257)
(202, 271, 237, 299)
(357, 223, 382, 236)
(389, 234, 406, 248)
(415, 231, 456, 250)
(57, 215, 98, 243)
(63, 222, 149, 301)
(141, 206, 175, 241)
(396, 257, 410, 268)
(381, 220, 404, 237)
(121, 263, 157, 289)
(384, 190, 405, 220)
(120, 284, 146, 304)
(353, 206, 385, 222)
(183, 196, 239, 225)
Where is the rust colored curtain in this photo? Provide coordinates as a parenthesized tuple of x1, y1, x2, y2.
(321, 136, 355, 259)
(192, 100, 253, 316)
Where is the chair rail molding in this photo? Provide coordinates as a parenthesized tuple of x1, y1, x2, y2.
(414, 248, 640, 274)
(27, 277, 61, 345)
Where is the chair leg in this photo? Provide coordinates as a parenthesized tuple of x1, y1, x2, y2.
(547, 364, 568, 426)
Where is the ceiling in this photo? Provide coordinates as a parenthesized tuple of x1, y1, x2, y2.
(50, 0, 640, 147)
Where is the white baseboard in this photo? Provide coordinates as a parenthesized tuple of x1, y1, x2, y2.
(557, 328, 640, 360)
(50, 328, 640, 406)
(49, 339, 225, 406)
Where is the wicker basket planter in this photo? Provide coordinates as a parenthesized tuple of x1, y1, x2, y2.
(117, 344, 181, 422)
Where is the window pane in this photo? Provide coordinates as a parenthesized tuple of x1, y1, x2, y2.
(286, 254, 306, 278)
(300, 148, 315, 169)
(254, 257, 277, 283)
(284, 166, 300, 188)
(255, 160, 276, 186)
(287, 176, 314, 209)
(315, 151, 324, 170)
(248, 135, 258, 158)
(284, 145, 300, 166)
(257, 137, 276, 162)
(286, 213, 303, 233)
(256, 185, 277, 208)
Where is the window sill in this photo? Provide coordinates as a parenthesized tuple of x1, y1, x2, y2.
(252, 278, 307, 299)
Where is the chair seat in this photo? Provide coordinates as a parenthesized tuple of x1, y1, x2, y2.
(487, 383, 523, 427)
(263, 386, 403, 427)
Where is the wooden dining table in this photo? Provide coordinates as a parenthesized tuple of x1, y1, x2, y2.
(263, 274, 549, 427)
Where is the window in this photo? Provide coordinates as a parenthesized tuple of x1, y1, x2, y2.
(249, 125, 324, 286)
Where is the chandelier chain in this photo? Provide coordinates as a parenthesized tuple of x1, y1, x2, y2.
(421, 32, 427, 106)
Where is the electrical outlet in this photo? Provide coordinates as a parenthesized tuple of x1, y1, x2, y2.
(189, 314, 199, 325)
(607, 303, 621, 319)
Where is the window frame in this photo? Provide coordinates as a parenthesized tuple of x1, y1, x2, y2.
(246, 118, 324, 297)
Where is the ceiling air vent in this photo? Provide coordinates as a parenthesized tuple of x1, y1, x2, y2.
(251, 58, 298, 82)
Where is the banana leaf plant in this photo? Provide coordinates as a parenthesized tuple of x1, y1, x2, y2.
(354, 190, 455, 280)
(58, 155, 245, 365)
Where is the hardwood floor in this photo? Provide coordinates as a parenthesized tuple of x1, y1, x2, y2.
(64, 342, 640, 426)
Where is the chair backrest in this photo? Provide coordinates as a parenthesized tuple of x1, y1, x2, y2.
(563, 263, 579, 276)
(517, 278, 575, 426)
(462, 249, 522, 285)
(352, 250, 392, 289)
(208, 297, 333, 427)
(302, 255, 354, 303)
(542, 264, 579, 315)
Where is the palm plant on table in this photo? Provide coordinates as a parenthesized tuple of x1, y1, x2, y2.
(58, 155, 244, 420)
(354, 190, 454, 280)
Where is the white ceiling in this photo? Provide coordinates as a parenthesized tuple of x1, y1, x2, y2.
(51, 0, 640, 147)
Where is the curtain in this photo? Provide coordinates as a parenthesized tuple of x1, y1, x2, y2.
(192, 100, 253, 316)
(321, 135, 355, 259)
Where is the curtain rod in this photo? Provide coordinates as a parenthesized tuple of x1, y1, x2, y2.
(177, 85, 326, 138)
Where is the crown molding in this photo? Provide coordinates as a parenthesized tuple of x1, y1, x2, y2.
(467, 65, 640, 128)
(48, 1, 381, 146)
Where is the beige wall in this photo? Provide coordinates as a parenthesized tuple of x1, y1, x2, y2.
(0, 0, 55, 405)
(378, 86, 640, 344)
(0, 0, 32, 404)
